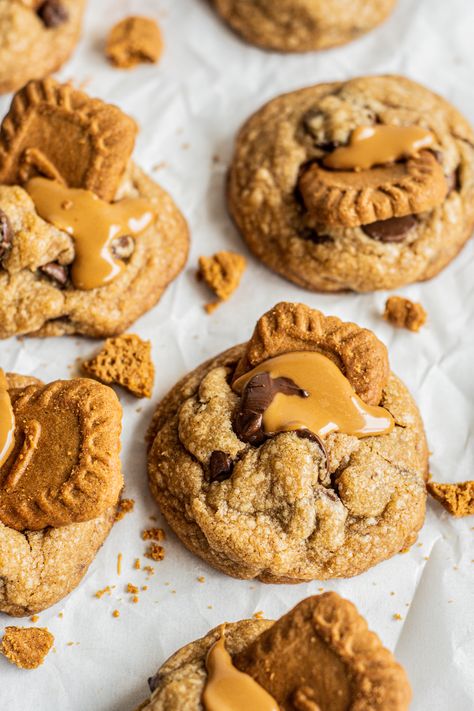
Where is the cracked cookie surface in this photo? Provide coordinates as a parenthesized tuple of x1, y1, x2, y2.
(0, 164, 189, 338)
(211, 0, 396, 52)
(147, 305, 428, 582)
(228, 75, 474, 292)
(0, 0, 85, 94)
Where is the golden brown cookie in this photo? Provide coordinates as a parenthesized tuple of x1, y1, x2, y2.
(106, 16, 164, 69)
(211, 0, 396, 52)
(0, 373, 122, 616)
(1, 626, 54, 669)
(147, 303, 428, 582)
(140, 593, 411, 711)
(83, 334, 155, 398)
(0, 80, 189, 339)
(228, 75, 474, 292)
(0, 1, 85, 94)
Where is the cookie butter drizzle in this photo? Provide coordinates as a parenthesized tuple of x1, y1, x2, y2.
(26, 178, 154, 290)
(0, 369, 15, 468)
(324, 125, 435, 171)
(202, 627, 279, 711)
(233, 351, 394, 438)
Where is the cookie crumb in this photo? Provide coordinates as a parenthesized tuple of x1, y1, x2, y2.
(132, 596, 139, 604)
(197, 576, 205, 583)
(117, 553, 123, 575)
(134, 558, 141, 570)
(115, 498, 135, 522)
(126, 583, 139, 595)
(197, 251, 246, 313)
(141, 527, 166, 542)
(383, 296, 427, 332)
(95, 585, 114, 599)
(1, 627, 54, 669)
(392, 613, 402, 621)
(106, 16, 164, 69)
(253, 611, 264, 620)
(143, 565, 155, 577)
(83, 334, 155, 398)
(427, 480, 474, 517)
(112, 610, 120, 619)
(145, 543, 165, 562)
(30, 615, 39, 623)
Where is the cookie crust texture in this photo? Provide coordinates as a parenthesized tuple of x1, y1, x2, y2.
(138, 593, 411, 711)
(228, 75, 474, 292)
(0, 374, 120, 616)
(0, 0, 86, 94)
(0, 164, 189, 338)
(147, 306, 428, 583)
(211, 0, 397, 52)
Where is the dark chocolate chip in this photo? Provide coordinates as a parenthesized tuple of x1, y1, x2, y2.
(300, 228, 333, 245)
(296, 429, 328, 469)
(37, 0, 69, 28)
(0, 209, 13, 261)
(148, 673, 160, 693)
(208, 450, 234, 483)
(362, 215, 417, 243)
(111, 234, 135, 260)
(39, 262, 69, 286)
(233, 372, 308, 445)
(446, 166, 461, 195)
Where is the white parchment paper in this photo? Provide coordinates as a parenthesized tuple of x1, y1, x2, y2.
(0, 1, 473, 709)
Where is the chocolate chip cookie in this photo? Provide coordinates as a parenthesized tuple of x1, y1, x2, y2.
(0, 371, 122, 616)
(147, 303, 428, 583)
(0, 79, 189, 338)
(0, 0, 86, 94)
(139, 593, 411, 711)
(228, 75, 474, 291)
(211, 0, 397, 52)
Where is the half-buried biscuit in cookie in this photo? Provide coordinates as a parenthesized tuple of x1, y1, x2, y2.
(0, 78, 189, 338)
(147, 302, 428, 583)
(0, 369, 123, 616)
(228, 75, 474, 292)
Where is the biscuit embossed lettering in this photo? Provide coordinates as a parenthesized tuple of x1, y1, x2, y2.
(26, 178, 154, 290)
(233, 351, 394, 439)
(0, 369, 15, 468)
(202, 630, 279, 711)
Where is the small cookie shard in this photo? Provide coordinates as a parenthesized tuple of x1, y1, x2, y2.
(427, 480, 474, 517)
(0, 378, 123, 531)
(384, 296, 427, 332)
(83, 334, 155, 398)
(1, 627, 54, 669)
(106, 16, 164, 69)
(233, 302, 390, 406)
(299, 150, 447, 228)
(0, 78, 137, 201)
(234, 593, 411, 711)
(198, 251, 246, 313)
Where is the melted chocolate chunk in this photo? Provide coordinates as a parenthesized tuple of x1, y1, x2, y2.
(37, 0, 69, 28)
(233, 372, 308, 445)
(300, 227, 333, 245)
(148, 673, 160, 693)
(111, 234, 135, 260)
(362, 215, 417, 243)
(39, 262, 69, 286)
(296, 429, 328, 469)
(208, 450, 233, 483)
(0, 209, 13, 261)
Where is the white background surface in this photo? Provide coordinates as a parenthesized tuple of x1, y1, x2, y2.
(0, 0, 473, 709)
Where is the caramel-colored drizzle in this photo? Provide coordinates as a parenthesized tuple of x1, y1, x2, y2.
(233, 351, 394, 439)
(0, 369, 15, 469)
(323, 125, 435, 171)
(202, 629, 279, 711)
(26, 178, 154, 290)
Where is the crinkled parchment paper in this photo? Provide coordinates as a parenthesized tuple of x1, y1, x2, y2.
(0, 0, 473, 709)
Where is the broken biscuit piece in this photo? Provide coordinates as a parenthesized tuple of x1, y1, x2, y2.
(106, 16, 164, 69)
(384, 296, 427, 332)
(1, 627, 54, 669)
(197, 251, 246, 313)
(427, 480, 474, 517)
(83, 334, 155, 398)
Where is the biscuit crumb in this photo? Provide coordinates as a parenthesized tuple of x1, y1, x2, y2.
(392, 613, 402, 621)
(383, 296, 427, 332)
(143, 565, 155, 577)
(134, 558, 141, 570)
(132, 596, 139, 604)
(126, 583, 139, 595)
(253, 611, 264, 620)
(197, 576, 205, 583)
(141, 527, 166, 542)
(145, 543, 165, 562)
(115, 498, 135, 522)
(112, 610, 120, 618)
(95, 585, 114, 599)
(106, 16, 164, 69)
(83, 335, 155, 398)
(117, 553, 123, 575)
(30, 615, 39, 623)
(197, 251, 246, 313)
(427, 480, 474, 517)
(1, 627, 54, 669)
